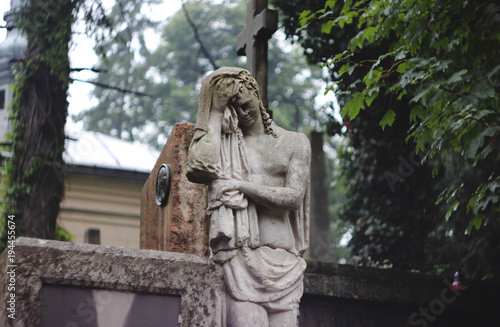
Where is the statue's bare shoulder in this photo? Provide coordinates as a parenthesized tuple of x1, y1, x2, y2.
(273, 124, 311, 163)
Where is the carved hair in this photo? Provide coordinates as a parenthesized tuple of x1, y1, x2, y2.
(233, 70, 276, 138)
(214, 69, 276, 138)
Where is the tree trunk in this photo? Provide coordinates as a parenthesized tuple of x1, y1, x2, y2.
(2, 0, 74, 241)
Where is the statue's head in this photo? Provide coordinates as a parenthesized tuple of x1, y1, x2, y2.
(207, 67, 276, 137)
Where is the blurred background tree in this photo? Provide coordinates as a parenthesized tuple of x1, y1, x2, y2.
(77, 0, 324, 148)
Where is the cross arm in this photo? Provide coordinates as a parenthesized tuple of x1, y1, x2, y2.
(236, 8, 278, 56)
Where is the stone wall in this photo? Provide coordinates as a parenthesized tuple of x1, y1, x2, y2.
(301, 261, 500, 326)
(1, 238, 499, 326)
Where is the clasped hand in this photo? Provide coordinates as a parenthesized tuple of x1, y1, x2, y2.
(210, 178, 243, 201)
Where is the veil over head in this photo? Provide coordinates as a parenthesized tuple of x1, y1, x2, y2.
(195, 67, 259, 133)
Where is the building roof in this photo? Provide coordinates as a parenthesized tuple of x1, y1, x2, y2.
(64, 131, 160, 174)
(0, 7, 27, 84)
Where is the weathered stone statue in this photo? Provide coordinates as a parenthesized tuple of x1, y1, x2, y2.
(186, 67, 310, 326)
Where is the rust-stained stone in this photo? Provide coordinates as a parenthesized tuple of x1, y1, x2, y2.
(140, 122, 209, 257)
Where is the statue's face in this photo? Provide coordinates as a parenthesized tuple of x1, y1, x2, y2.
(232, 85, 260, 128)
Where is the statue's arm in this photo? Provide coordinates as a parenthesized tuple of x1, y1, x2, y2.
(211, 133, 311, 210)
(185, 106, 224, 184)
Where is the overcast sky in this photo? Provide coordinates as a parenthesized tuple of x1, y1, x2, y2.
(0, 0, 181, 133)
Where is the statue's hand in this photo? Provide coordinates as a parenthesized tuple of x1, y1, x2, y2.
(210, 178, 241, 200)
(212, 80, 236, 113)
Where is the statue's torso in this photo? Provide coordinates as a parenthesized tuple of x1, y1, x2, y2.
(243, 127, 300, 253)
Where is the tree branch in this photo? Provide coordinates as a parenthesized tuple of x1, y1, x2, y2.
(71, 78, 152, 97)
(438, 85, 467, 98)
(181, 0, 219, 70)
(70, 67, 108, 73)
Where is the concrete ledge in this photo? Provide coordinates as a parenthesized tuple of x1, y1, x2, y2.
(301, 260, 500, 326)
(0, 237, 223, 327)
(2, 238, 499, 327)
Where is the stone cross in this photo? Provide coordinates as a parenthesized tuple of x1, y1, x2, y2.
(236, 0, 278, 108)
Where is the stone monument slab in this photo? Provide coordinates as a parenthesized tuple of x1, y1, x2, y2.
(40, 285, 181, 327)
(140, 122, 209, 256)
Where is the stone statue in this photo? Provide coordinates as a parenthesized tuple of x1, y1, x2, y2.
(186, 67, 310, 327)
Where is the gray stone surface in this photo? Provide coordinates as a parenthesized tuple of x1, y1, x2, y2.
(40, 285, 181, 327)
(186, 67, 311, 326)
(236, 0, 278, 108)
(300, 260, 500, 327)
(2, 238, 499, 326)
(0, 237, 223, 327)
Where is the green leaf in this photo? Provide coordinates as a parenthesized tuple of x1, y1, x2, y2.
(299, 10, 312, 26)
(465, 126, 500, 158)
(467, 215, 484, 234)
(445, 200, 459, 221)
(410, 105, 425, 121)
(334, 52, 346, 60)
(448, 69, 467, 84)
(394, 49, 408, 61)
(467, 194, 480, 212)
(341, 92, 365, 119)
(364, 26, 378, 43)
(473, 81, 495, 100)
(349, 31, 364, 50)
(487, 65, 500, 79)
(341, 0, 353, 15)
(321, 21, 335, 34)
(324, 85, 335, 95)
(396, 61, 414, 74)
(365, 88, 379, 106)
(380, 109, 396, 129)
(364, 69, 382, 88)
(411, 88, 431, 103)
(481, 144, 493, 158)
(325, 0, 337, 9)
(339, 64, 350, 75)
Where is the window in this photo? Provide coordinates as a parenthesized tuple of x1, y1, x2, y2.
(84, 228, 101, 245)
(0, 90, 5, 110)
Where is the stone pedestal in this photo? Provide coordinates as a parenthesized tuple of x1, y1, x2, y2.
(0, 237, 223, 327)
(140, 122, 209, 256)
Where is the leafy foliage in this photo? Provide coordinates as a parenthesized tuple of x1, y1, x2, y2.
(274, 0, 500, 277)
(301, 0, 500, 234)
(73, 0, 162, 143)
